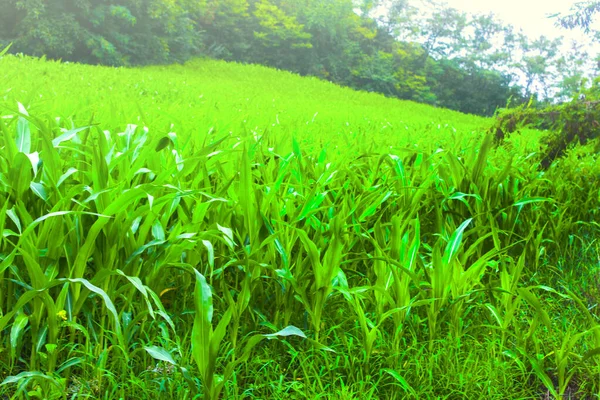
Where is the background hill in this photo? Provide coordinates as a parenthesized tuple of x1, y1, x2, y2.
(1, 55, 496, 153)
(4, 0, 597, 116)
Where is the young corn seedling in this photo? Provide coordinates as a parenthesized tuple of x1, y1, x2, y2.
(424, 218, 472, 347)
(295, 215, 345, 342)
(368, 215, 422, 350)
(190, 268, 308, 399)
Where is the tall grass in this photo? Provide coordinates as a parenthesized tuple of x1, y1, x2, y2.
(0, 55, 599, 399)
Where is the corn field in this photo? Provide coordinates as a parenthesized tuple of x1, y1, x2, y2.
(1, 55, 600, 399)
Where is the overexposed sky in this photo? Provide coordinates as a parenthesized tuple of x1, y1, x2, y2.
(410, 0, 599, 97)
(439, 0, 591, 42)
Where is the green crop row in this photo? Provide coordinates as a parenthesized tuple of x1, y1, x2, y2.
(0, 55, 599, 399)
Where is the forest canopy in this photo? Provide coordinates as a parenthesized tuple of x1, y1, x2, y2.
(1, 0, 597, 116)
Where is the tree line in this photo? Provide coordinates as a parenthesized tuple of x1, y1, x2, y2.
(1, 0, 598, 116)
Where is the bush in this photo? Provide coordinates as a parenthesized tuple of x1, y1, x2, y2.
(492, 93, 600, 168)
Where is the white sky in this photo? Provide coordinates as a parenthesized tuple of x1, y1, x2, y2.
(439, 0, 594, 44)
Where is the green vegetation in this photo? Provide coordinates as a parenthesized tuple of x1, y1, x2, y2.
(4, 0, 599, 116)
(0, 54, 600, 399)
(493, 77, 600, 168)
(7, 0, 595, 116)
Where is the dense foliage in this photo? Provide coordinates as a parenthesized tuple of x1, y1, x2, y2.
(1, 55, 600, 399)
(0, 0, 203, 65)
(492, 78, 600, 168)
(0, 0, 541, 116)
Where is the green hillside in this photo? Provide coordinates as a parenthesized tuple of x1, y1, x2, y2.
(0, 55, 599, 399)
(1, 56, 491, 150)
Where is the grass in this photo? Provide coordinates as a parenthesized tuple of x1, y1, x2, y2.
(0, 54, 599, 399)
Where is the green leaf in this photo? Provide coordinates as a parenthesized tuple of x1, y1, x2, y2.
(442, 218, 472, 265)
(56, 357, 84, 374)
(21, 210, 108, 239)
(63, 278, 122, 335)
(52, 126, 89, 147)
(0, 118, 17, 163)
(193, 270, 213, 323)
(155, 136, 173, 152)
(10, 313, 28, 359)
(518, 287, 552, 329)
(0, 43, 12, 57)
(1, 371, 61, 388)
(210, 307, 233, 363)
(264, 325, 307, 339)
(202, 240, 215, 270)
(196, 135, 229, 158)
(144, 346, 177, 365)
(57, 167, 78, 187)
(471, 133, 493, 183)
(518, 348, 558, 398)
(26, 152, 40, 176)
(16, 102, 31, 154)
(116, 270, 154, 319)
(239, 142, 257, 247)
(513, 197, 552, 208)
(358, 191, 393, 222)
(0, 290, 41, 333)
(292, 137, 302, 162)
(295, 228, 323, 285)
(217, 224, 235, 249)
(383, 368, 417, 395)
(6, 208, 22, 233)
(582, 347, 600, 362)
(30, 182, 48, 201)
(151, 220, 165, 241)
(191, 269, 213, 380)
(10, 152, 33, 198)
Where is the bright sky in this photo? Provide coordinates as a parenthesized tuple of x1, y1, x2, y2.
(414, 0, 599, 97)
(439, 0, 592, 43)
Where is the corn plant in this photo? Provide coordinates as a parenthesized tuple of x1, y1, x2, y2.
(1, 56, 600, 398)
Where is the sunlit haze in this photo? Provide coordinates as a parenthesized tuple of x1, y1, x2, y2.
(438, 0, 594, 44)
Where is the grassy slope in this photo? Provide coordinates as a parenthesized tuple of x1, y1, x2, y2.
(0, 55, 599, 400)
(1, 56, 490, 149)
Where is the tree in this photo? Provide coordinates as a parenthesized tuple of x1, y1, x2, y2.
(249, 0, 312, 68)
(0, 0, 85, 60)
(557, 1, 600, 33)
(417, 2, 467, 60)
(513, 34, 562, 98)
(463, 13, 507, 70)
(279, 0, 379, 82)
(198, 0, 252, 60)
(366, 0, 420, 41)
(553, 40, 592, 101)
(0, 0, 202, 66)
